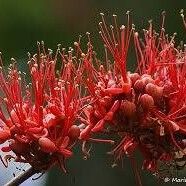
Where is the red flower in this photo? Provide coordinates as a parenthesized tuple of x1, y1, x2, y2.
(79, 12, 186, 178)
(0, 43, 83, 172)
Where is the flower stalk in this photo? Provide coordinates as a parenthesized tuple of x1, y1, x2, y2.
(4, 167, 37, 186)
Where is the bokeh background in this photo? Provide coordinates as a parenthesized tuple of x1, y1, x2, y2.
(0, 0, 186, 186)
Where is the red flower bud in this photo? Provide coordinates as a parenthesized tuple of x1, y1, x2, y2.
(140, 94, 154, 110)
(121, 101, 136, 118)
(68, 125, 80, 139)
(38, 137, 57, 153)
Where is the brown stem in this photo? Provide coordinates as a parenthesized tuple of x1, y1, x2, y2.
(4, 166, 37, 186)
(129, 156, 143, 186)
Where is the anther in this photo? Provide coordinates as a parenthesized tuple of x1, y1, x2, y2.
(180, 9, 184, 17)
(134, 32, 139, 37)
(57, 43, 61, 48)
(148, 19, 153, 24)
(99, 22, 103, 26)
(74, 42, 79, 47)
(81, 53, 85, 58)
(11, 58, 16, 62)
(120, 25, 125, 30)
(126, 11, 130, 15)
(132, 24, 135, 30)
(161, 11, 166, 16)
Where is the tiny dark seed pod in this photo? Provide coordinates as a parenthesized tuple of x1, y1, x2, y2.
(140, 94, 154, 110)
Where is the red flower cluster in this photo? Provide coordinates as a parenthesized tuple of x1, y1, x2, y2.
(78, 12, 186, 176)
(0, 44, 84, 172)
(0, 11, 185, 181)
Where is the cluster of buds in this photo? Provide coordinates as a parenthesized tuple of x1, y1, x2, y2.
(0, 11, 185, 182)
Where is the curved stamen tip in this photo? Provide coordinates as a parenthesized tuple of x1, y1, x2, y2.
(113, 14, 117, 17)
(180, 9, 184, 15)
(126, 10, 130, 15)
(68, 48, 73, 53)
(11, 58, 16, 62)
(57, 43, 61, 48)
(48, 48, 53, 54)
(161, 10, 166, 16)
(120, 25, 125, 30)
(111, 163, 118, 168)
(81, 53, 85, 58)
(148, 19, 153, 23)
(75, 84, 79, 89)
(100, 12, 104, 16)
(132, 24, 135, 30)
(161, 27, 165, 32)
(27, 52, 31, 56)
(86, 32, 90, 35)
(74, 42, 79, 47)
(134, 32, 139, 37)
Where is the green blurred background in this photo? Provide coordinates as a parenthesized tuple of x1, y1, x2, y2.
(0, 0, 186, 186)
